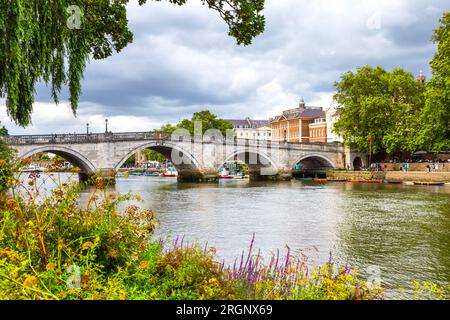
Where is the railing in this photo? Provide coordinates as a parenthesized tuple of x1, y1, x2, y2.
(1, 132, 343, 150)
(1, 132, 171, 145)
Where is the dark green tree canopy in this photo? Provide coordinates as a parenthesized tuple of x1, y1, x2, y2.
(417, 12, 450, 151)
(0, 125, 7, 136)
(333, 66, 425, 155)
(0, 0, 265, 127)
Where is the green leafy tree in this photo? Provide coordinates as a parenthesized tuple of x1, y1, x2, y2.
(333, 66, 425, 155)
(142, 149, 166, 163)
(152, 123, 179, 134)
(0, 140, 15, 161)
(0, 0, 266, 127)
(416, 12, 450, 151)
(153, 110, 234, 137)
(0, 126, 7, 136)
(177, 110, 234, 136)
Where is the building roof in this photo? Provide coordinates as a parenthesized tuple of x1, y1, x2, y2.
(227, 118, 270, 129)
(271, 107, 325, 122)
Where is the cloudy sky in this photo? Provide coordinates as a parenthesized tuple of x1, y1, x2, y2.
(1, 0, 449, 135)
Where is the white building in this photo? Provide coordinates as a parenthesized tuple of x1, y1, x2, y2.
(326, 106, 344, 143)
(227, 118, 272, 141)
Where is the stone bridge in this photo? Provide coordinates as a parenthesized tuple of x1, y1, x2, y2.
(2, 132, 367, 182)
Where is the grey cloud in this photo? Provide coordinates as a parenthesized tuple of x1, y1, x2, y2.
(2, 0, 450, 134)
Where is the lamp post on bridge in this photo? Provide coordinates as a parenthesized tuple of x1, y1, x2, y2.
(105, 119, 109, 133)
(86, 123, 90, 135)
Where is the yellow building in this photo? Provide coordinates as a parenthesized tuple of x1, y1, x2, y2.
(270, 101, 326, 143)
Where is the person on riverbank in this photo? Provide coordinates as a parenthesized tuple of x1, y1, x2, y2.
(404, 163, 410, 172)
(434, 163, 439, 172)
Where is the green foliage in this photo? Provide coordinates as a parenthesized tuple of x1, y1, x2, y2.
(0, 0, 265, 127)
(153, 110, 235, 137)
(417, 12, 450, 151)
(125, 154, 136, 165)
(152, 124, 179, 134)
(39, 153, 51, 162)
(142, 149, 166, 163)
(0, 159, 13, 196)
(0, 141, 16, 162)
(333, 66, 426, 154)
(0, 126, 7, 136)
(178, 110, 235, 136)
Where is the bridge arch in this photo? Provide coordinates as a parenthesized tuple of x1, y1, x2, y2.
(19, 146, 97, 174)
(296, 154, 336, 170)
(221, 149, 279, 177)
(115, 141, 202, 179)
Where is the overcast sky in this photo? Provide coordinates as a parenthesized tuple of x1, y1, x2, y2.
(1, 0, 449, 135)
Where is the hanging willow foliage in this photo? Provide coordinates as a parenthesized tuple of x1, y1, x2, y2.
(0, 0, 265, 127)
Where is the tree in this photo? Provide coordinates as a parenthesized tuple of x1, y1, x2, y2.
(333, 66, 425, 155)
(416, 12, 450, 151)
(0, 0, 266, 127)
(142, 149, 166, 163)
(177, 110, 234, 136)
(152, 110, 234, 137)
(152, 124, 179, 134)
(0, 126, 7, 137)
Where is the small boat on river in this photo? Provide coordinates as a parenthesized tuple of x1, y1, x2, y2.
(128, 171, 144, 176)
(144, 172, 160, 177)
(313, 178, 327, 182)
(413, 181, 445, 186)
(19, 165, 46, 173)
(348, 179, 384, 184)
(386, 180, 403, 184)
(326, 178, 347, 182)
(162, 167, 178, 177)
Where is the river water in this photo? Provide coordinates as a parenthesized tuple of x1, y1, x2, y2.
(22, 173, 450, 297)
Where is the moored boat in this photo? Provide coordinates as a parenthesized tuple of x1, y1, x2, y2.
(313, 178, 327, 182)
(348, 179, 383, 184)
(19, 165, 45, 173)
(386, 180, 403, 184)
(162, 167, 178, 177)
(326, 178, 347, 182)
(413, 181, 445, 186)
(128, 171, 144, 176)
(144, 172, 160, 177)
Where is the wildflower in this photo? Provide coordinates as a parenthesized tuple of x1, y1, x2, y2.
(5, 198, 18, 208)
(81, 242, 94, 250)
(108, 248, 119, 258)
(107, 193, 116, 200)
(46, 262, 57, 271)
(23, 275, 38, 288)
(139, 260, 150, 270)
(95, 177, 106, 190)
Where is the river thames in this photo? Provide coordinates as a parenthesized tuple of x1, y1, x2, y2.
(27, 173, 450, 297)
